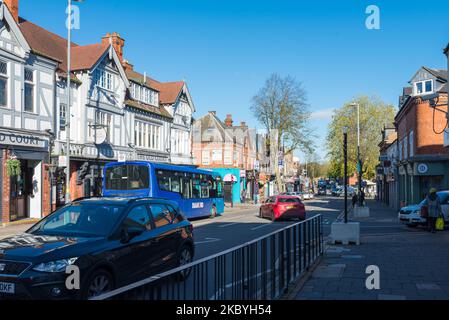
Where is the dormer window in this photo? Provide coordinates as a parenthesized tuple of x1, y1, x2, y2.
(131, 82, 158, 106)
(414, 80, 433, 95)
(94, 69, 114, 91)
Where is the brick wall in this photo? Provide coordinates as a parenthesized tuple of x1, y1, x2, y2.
(416, 94, 449, 155)
(396, 94, 449, 157)
(69, 161, 84, 201)
(42, 163, 51, 217)
(1, 149, 10, 223)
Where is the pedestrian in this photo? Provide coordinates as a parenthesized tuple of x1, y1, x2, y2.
(360, 190, 366, 207)
(241, 189, 246, 204)
(423, 188, 442, 233)
(352, 193, 358, 208)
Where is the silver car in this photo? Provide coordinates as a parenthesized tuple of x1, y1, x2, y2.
(398, 191, 449, 227)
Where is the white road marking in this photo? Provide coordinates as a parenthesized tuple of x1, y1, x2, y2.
(218, 222, 240, 228)
(251, 223, 273, 231)
(196, 238, 221, 244)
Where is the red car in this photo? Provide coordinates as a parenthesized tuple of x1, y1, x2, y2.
(259, 195, 306, 221)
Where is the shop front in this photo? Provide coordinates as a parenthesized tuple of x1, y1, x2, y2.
(0, 128, 51, 224)
(210, 168, 242, 205)
(398, 158, 449, 207)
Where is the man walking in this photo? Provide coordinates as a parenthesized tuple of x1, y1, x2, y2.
(423, 188, 442, 233)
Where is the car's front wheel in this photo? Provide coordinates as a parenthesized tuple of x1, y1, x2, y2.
(176, 245, 193, 281)
(82, 269, 114, 300)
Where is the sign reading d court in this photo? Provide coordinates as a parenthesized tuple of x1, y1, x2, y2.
(0, 130, 47, 149)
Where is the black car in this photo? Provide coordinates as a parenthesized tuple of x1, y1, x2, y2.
(0, 197, 194, 300)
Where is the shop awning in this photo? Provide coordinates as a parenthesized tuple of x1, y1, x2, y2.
(223, 174, 237, 182)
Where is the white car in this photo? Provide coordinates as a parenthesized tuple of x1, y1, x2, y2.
(398, 191, 449, 227)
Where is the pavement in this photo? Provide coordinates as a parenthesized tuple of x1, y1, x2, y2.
(293, 199, 449, 300)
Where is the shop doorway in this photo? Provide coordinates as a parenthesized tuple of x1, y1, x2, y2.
(223, 182, 233, 203)
(9, 160, 37, 222)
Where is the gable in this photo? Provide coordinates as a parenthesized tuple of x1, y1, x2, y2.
(90, 45, 130, 88)
(0, 6, 30, 59)
(410, 68, 435, 83)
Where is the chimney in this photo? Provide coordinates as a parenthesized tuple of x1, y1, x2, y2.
(240, 122, 247, 128)
(122, 59, 133, 71)
(224, 114, 233, 127)
(4, 0, 19, 23)
(102, 32, 125, 63)
(208, 111, 216, 116)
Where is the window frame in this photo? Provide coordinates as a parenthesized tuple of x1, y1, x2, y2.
(24, 68, 35, 113)
(0, 60, 8, 108)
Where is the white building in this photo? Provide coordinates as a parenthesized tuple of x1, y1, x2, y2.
(0, 1, 55, 223)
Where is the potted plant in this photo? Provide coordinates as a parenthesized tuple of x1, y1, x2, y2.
(6, 158, 21, 177)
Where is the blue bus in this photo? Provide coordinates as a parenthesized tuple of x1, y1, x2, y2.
(102, 161, 225, 219)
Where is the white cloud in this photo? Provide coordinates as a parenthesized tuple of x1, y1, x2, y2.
(310, 108, 335, 121)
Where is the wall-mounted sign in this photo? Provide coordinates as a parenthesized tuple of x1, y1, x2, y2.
(0, 130, 47, 149)
(94, 127, 107, 145)
(58, 156, 67, 168)
(118, 153, 127, 162)
(417, 163, 429, 174)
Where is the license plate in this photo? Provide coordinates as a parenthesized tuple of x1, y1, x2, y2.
(286, 206, 295, 210)
(0, 282, 15, 294)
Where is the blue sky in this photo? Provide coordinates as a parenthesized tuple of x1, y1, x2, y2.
(20, 0, 449, 161)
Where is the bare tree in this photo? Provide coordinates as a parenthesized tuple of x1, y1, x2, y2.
(251, 73, 313, 192)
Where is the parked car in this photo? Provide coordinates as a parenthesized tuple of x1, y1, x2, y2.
(336, 186, 356, 197)
(0, 197, 194, 300)
(259, 196, 306, 221)
(398, 191, 449, 227)
(281, 192, 304, 201)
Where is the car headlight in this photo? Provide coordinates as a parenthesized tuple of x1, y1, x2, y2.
(413, 210, 421, 215)
(33, 258, 78, 273)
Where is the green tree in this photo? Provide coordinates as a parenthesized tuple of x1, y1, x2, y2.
(326, 96, 396, 180)
(251, 73, 313, 192)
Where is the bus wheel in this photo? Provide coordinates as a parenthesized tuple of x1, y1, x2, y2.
(211, 205, 217, 217)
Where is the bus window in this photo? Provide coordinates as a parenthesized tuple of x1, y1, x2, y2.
(181, 173, 192, 199)
(105, 165, 149, 190)
(217, 177, 223, 198)
(208, 176, 217, 198)
(192, 174, 201, 199)
(157, 170, 171, 191)
(129, 166, 150, 190)
(201, 175, 210, 199)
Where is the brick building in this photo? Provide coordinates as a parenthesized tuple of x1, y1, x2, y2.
(192, 112, 262, 204)
(395, 66, 448, 205)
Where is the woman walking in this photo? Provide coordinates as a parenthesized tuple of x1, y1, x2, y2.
(423, 188, 442, 233)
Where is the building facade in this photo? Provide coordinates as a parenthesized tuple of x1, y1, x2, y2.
(395, 66, 448, 206)
(0, 2, 196, 222)
(377, 126, 398, 209)
(0, 2, 55, 223)
(192, 112, 262, 204)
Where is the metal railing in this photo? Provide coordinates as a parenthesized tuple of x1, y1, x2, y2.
(92, 214, 324, 301)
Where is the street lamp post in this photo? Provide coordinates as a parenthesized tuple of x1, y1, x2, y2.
(65, 0, 73, 205)
(65, 0, 83, 204)
(343, 127, 348, 223)
(351, 102, 362, 207)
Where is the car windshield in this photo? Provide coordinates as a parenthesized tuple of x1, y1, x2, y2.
(28, 203, 125, 238)
(278, 198, 300, 203)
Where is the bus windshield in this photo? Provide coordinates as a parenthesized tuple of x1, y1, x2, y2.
(105, 165, 150, 190)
